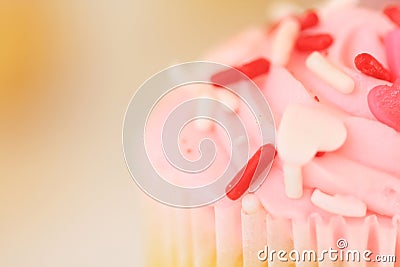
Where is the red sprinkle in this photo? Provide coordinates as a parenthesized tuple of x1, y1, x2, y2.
(315, 151, 325, 157)
(384, 5, 400, 26)
(354, 53, 393, 82)
(298, 10, 319, 30)
(296, 33, 334, 52)
(226, 144, 275, 200)
(314, 95, 320, 102)
(211, 58, 270, 87)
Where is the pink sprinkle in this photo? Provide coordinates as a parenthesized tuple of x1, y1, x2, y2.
(368, 79, 400, 132)
(385, 29, 400, 79)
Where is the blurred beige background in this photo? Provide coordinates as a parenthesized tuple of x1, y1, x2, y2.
(0, 0, 320, 266)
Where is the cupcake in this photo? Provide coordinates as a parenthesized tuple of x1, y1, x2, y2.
(125, 1, 400, 266)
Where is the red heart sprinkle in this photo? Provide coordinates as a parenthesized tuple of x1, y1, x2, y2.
(298, 10, 319, 30)
(384, 5, 400, 26)
(354, 53, 393, 82)
(368, 79, 400, 132)
(296, 33, 334, 52)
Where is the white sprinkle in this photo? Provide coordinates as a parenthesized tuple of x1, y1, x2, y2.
(195, 91, 216, 131)
(311, 189, 367, 217)
(242, 194, 263, 215)
(271, 17, 300, 66)
(233, 135, 247, 146)
(306, 51, 355, 94)
(215, 88, 240, 113)
(283, 163, 303, 199)
(320, 0, 360, 18)
(194, 117, 214, 131)
(231, 135, 249, 167)
(266, 1, 302, 22)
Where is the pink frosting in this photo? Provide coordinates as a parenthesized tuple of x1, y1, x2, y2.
(257, 7, 400, 218)
(146, 5, 400, 219)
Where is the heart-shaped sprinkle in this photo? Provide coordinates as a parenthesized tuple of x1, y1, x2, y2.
(278, 104, 347, 198)
(354, 53, 393, 82)
(368, 79, 400, 132)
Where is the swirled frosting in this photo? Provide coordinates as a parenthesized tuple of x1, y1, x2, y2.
(275, 7, 399, 219)
(205, 4, 400, 219)
(146, 3, 400, 220)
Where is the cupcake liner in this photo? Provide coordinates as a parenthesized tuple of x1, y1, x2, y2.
(214, 200, 243, 267)
(145, 193, 399, 267)
(134, 1, 400, 265)
(175, 209, 193, 266)
(263, 213, 399, 267)
(241, 203, 267, 267)
(292, 216, 318, 267)
(191, 206, 216, 267)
